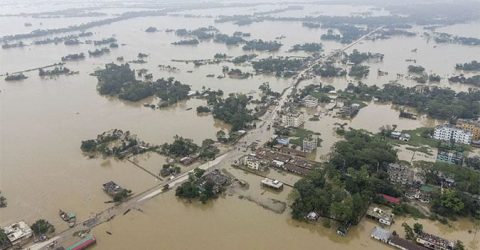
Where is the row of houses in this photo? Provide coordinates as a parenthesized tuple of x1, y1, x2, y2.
(241, 147, 318, 175)
(371, 227, 457, 250)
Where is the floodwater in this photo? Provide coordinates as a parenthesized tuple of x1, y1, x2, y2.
(90, 192, 479, 250)
(1, 2, 479, 249)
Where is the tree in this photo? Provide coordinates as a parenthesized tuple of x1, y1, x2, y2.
(432, 189, 465, 216)
(0, 192, 6, 208)
(194, 168, 205, 179)
(402, 222, 415, 240)
(216, 130, 227, 143)
(453, 240, 465, 250)
(413, 223, 423, 234)
(31, 219, 55, 236)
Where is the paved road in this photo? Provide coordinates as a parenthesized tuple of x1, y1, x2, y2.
(28, 26, 384, 250)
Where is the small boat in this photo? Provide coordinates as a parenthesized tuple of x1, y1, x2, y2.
(186, 108, 192, 111)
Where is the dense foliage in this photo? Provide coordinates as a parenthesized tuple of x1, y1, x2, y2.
(252, 57, 305, 77)
(242, 39, 282, 51)
(95, 63, 190, 104)
(31, 219, 55, 236)
(212, 94, 254, 131)
(291, 130, 398, 224)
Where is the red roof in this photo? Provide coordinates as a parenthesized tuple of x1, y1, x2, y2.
(380, 194, 400, 204)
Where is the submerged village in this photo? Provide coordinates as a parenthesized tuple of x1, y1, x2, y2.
(1, 0, 480, 250)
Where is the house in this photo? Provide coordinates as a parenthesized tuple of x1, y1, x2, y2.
(433, 124, 472, 145)
(389, 236, 428, 250)
(243, 155, 262, 170)
(338, 103, 360, 118)
(436, 150, 463, 165)
(3, 221, 33, 246)
(302, 135, 317, 152)
(387, 163, 414, 185)
(371, 226, 392, 243)
(276, 137, 290, 146)
(302, 95, 318, 108)
(179, 156, 196, 166)
(306, 211, 319, 221)
(380, 193, 401, 205)
(416, 232, 454, 250)
(261, 178, 283, 189)
(399, 133, 411, 141)
(391, 131, 402, 139)
(102, 181, 125, 197)
(281, 112, 305, 128)
(336, 222, 351, 236)
(366, 207, 394, 226)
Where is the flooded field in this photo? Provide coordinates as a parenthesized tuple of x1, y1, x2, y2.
(1, 1, 480, 249)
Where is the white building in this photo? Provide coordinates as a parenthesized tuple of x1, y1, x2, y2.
(281, 112, 305, 128)
(433, 124, 472, 144)
(261, 178, 283, 189)
(302, 95, 318, 108)
(303, 135, 317, 152)
(243, 155, 261, 170)
(3, 221, 33, 246)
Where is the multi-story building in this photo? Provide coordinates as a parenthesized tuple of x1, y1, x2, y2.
(456, 119, 480, 141)
(302, 95, 318, 108)
(302, 135, 317, 152)
(242, 155, 261, 170)
(387, 163, 414, 185)
(281, 112, 305, 128)
(433, 124, 472, 145)
(436, 149, 464, 165)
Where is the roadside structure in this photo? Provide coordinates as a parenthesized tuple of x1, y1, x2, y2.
(2, 221, 33, 247)
(416, 232, 455, 250)
(366, 207, 394, 226)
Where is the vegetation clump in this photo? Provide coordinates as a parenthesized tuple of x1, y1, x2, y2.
(172, 39, 199, 45)
(289, 43, 323, 53)
(455, 60, 480, 71)
(4, 73, 28, 81)
(39, 66, 71, 76)
(348, 64, 370, 78)
(31, 219, 55, 236)
(212, 94, 254, 131)
(291, 130, 398, 224)
(313, 63, 347, 77)
(252, 57, 305, 77)
(232, 54, 257, 64)
(94, 63, 191, 104)
(242, 39, 282, 51)
(61, 53, 85, 61)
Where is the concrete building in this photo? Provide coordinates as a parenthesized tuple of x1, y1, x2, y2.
(370, 227, 392, 243)
(242, 155, 261, 170)
(281, 112, 305, 128)
(366, 207, 394, 226)
(436, 149, 464, 165)
(3, 221, 33, 246)
(416, 232, 454, 250)
(457, 119, 480, 141)
(387, 163, 414, 185)
(302, 135, 317, 152)
(261, 178, 283, 189)
(433, 124, 472, 145)
(302, 95, 318, 108)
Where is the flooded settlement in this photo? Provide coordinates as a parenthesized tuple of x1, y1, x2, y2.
(1, 0, 480, 250)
